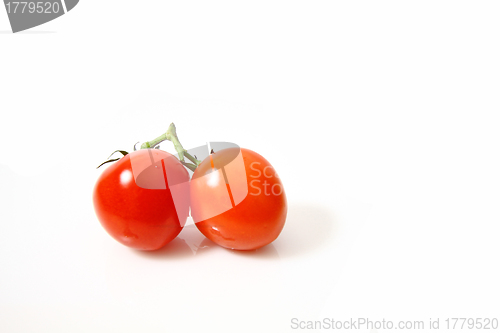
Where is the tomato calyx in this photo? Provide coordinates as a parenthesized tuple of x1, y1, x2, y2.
(96, 150, 129, 169)
(108, 150, 130, 158)
(96, 123, 203, 172)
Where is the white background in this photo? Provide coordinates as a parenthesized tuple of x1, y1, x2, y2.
(1, 1, 499, 332)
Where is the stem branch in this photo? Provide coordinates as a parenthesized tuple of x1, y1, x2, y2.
(140, 123, 202, 167)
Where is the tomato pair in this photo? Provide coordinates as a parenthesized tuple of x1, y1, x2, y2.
(93, 146, 287, 251)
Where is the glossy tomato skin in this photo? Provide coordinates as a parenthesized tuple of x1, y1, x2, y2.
(190, 148, 287, 250)
(93, 149, 190, 251)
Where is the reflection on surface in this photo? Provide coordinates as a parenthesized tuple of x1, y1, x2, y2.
(131, 202, 334, 260)
(104, 203, 334, 310)
(133, 237, 193, 260)
(133, 224, 280, 259)
(226, 241, 280, 259)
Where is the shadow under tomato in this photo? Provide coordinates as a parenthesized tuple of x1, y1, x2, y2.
(273, 202, 336, 259)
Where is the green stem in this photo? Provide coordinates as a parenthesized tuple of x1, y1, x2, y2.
(181, 161, 197, 172)
(140, 123, 202, 167)
(184, 151, 200, 166)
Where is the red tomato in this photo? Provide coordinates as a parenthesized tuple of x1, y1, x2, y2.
(190, 148, 287, 250)
(93, 149, 190, 250)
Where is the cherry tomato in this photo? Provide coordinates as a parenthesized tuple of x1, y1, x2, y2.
(190, 148, 287, 250)
(93, 149, 190, 250)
